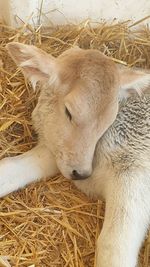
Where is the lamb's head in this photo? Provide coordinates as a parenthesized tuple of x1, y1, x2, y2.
(6, 42, 150, 180)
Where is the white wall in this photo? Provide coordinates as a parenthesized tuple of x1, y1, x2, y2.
(41, 0, 150, 25)
(2, 0, 150, 26)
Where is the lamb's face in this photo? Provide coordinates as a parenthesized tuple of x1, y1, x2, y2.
(33, 48, 119, 179)
(7, 42, 150, 180)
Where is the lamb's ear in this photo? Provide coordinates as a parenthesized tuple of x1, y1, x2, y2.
(119, 66, 150, 99)
(6, 42, 58, 89)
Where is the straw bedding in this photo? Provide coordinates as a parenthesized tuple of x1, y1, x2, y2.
(0, 19, 150, 267)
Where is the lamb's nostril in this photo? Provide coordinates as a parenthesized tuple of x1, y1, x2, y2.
(72, 170, 80, 179)
(71, 169, 90, 180)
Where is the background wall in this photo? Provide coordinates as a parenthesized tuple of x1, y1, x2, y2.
(1, 0, 150, 26)
(41, 0, 150, 25)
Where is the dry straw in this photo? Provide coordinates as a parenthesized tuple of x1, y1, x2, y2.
(0, 16, 150, 267)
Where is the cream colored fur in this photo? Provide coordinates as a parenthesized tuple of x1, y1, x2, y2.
(1, 42, 150, 267)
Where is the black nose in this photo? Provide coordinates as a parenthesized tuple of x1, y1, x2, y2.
(71, 169, 90, 180)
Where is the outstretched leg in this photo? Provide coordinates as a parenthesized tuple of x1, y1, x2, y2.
(96, 170, 150, 267)
(0, 144, 59, 197)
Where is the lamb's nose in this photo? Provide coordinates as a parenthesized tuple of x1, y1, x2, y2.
(71, 169, 91, 180)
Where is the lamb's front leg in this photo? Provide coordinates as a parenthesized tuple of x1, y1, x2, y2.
(0, 144, 59, 198)
(96, 171, 150, 267)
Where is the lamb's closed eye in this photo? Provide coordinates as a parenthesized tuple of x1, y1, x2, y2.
(65, 106, 72, 121)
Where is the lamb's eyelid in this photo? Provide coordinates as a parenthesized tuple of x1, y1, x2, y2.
(65, 106, 72, 121)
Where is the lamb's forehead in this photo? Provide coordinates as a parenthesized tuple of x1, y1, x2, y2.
(58, 47, 112, 69)
(57, 48, 119, 91)
(57, 48, 119, 118)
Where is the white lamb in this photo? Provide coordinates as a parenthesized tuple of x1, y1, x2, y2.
(1, 42, 150, 267)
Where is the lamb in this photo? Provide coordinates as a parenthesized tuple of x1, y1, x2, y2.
(1, 42, 150, 267)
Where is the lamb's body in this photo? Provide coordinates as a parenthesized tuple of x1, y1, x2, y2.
(96, 93, 150, 195)
(1, 43, 150, 267)
(75, 95, 150, 267)
(32, 89, 150, 267)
